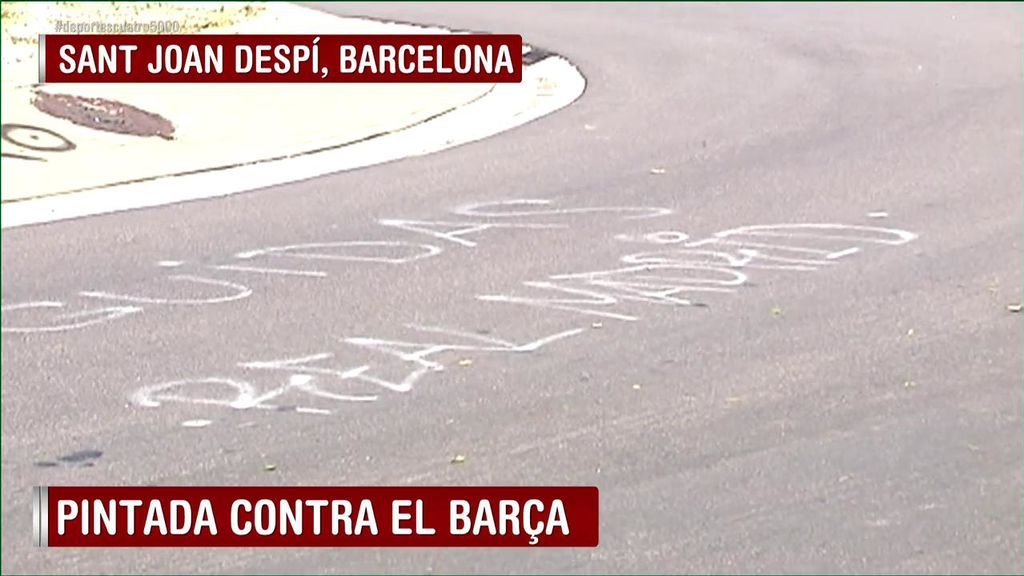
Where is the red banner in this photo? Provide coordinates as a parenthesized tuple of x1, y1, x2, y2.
(40, 34, 523, 83)
(34, 486, 598, 547)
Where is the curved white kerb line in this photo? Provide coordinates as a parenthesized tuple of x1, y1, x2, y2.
(3, 53, 587, 230)
(453, 199, 673, 220)
(1, 301, 143, 333)
(79, 275, 253, 305)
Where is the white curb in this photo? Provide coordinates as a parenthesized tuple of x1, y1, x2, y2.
(1, 51, 585, 229)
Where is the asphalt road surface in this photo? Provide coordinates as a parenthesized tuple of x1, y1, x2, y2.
(2, 3, 1021, 573)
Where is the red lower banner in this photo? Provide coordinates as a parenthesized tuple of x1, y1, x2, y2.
(33, 486, 598, 547)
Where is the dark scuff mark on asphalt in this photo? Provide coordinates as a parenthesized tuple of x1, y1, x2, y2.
(35, 449, 104, 468)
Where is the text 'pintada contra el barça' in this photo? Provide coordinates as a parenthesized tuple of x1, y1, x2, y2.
(33, 486, 599, 547)
(40, 34, 523, 83)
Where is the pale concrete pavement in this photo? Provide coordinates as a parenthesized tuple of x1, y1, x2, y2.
(0, 3, 492, 202)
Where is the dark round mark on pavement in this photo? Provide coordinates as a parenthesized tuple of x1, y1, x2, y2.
(32, 92, 175, 140)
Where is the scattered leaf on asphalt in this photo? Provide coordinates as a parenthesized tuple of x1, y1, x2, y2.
(650, 167, 667, 175)
(450, 454, 466, 464)
(458, 358, 473, 367)
(446, 418, 455, 425)
(632, 384, 642, 391)
(583, 124, 596, 131)
(867, 211, 889, 219)
(263, 464, 277, 472)
(907, 328, 915, 336)
(591, 321, 603, 329)
(771, 306, 784, 318)
(1007, 304, 1022, 313)
(903, 380, 917, 389)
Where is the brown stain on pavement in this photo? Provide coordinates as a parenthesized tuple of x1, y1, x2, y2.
(32, 91, 175, 140)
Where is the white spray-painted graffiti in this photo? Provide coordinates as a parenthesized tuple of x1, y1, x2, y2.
(132, 325, 585, 416)
(0, 199, 661, 333)
(0, 300, 142, 333)
(479, 223, 917, 322)
(1, 198, 918, 424)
